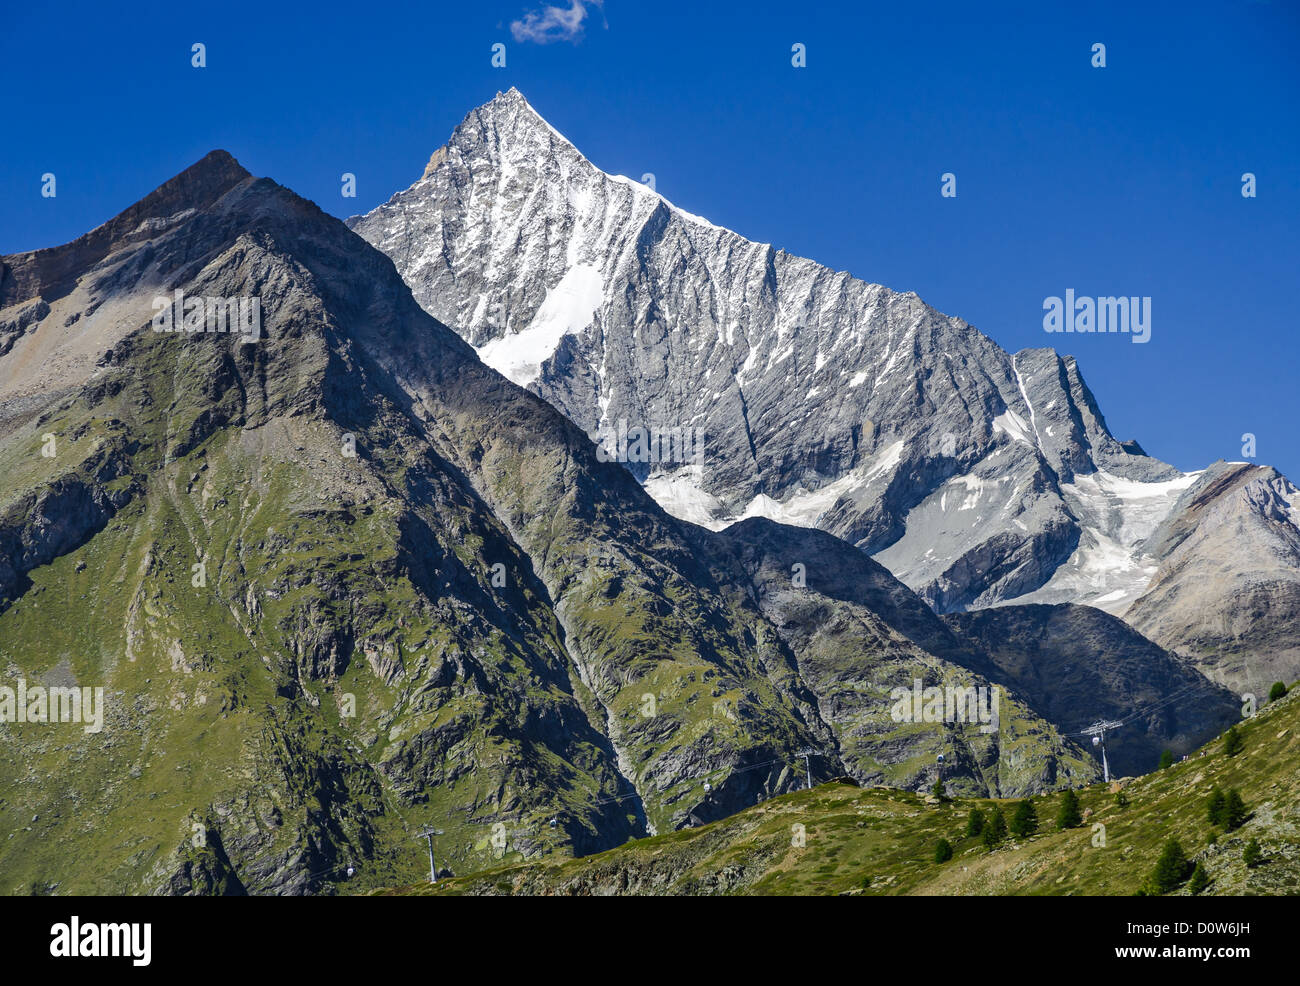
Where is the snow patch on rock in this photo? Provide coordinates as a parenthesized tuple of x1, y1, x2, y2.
(477, 264, 604, 385)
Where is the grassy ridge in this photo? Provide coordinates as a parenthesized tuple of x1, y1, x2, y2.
(386, 687, 1300, 896)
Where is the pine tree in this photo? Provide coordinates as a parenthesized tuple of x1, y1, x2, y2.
(1056, 789, 1082, 830)
(981, 806, 1007, 850)
(1268, 681, 1288, 702)
(1225, 789, 1248, 831)
(1188, 862, 1209, 895)
(1207, 787, 1227, 827)
(1151, 838, 1191, 893)
(1158, 749, 1174, 770)
(981, 820, 999, 850)
(994, 805, 1008, 836)
(965, 807, 986, 839)
(1243, 839, 1262, 868)
(1222, 725, 1244, 757)
(989, 805, 1007, 839)
(933, 838, 954, 863)
(931, 777, 945, 800)
(1010, 799, 1038, 838)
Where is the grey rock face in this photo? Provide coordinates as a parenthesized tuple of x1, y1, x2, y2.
(347, 90, 1198, 613)
(1124, 462, 1300, 696)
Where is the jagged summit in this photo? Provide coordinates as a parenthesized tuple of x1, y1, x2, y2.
(349, 90, 1300, 682)
(405, 89, 729, 236)
(1, 150, 251, 310)
(348, 92, 1194, 614)
(141, 148, 252, 211)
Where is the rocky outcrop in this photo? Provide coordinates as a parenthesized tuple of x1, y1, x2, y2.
(1124, 462, 1300, 696)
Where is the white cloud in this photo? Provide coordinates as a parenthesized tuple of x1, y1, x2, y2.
(510, 0, 603, 45)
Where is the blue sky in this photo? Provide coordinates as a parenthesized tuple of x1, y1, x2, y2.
(3, 1, 1297, 479)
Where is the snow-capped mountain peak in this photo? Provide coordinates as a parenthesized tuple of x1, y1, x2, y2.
(348, 91, 1296, 628)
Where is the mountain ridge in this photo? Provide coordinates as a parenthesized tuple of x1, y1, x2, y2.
(349, 89, 1300, 690)
(0, 136, 1282, 894)
(2, 151, 1148, 893)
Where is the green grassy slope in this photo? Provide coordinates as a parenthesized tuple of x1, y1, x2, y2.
(389, 687, 1300, 896)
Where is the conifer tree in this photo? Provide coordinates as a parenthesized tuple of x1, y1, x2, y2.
(1223, 725, 1244, 757)
(1151, 839, 1190, 893)
(1243, 839, 1262, 868)
(981, 821, 998, 850)
(1010, 799, 1038, 838)
(1207, 787, 1227, 827)
(990, 805, 1007, 839)
(982, 805, 1007, 849)
(1056, 789, 1082, 829)
(1225, 789, 1248, 831)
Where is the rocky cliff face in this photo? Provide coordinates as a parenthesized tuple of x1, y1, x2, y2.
(708, 520, 1237, 783)
(705, 520, 1100, 796)
(349, 87, 1300, 698)
(1124, 462, 1300, 696)
(347, 89, 1203, 616)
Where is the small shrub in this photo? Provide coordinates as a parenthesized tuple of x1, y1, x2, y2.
(1268, 682, 1287, 702)
(934, 838, 954, 863)
(1158, 749, 1174, 770)
(1188, 862, 1209, 895)
(1243, 839, 1262, 868)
